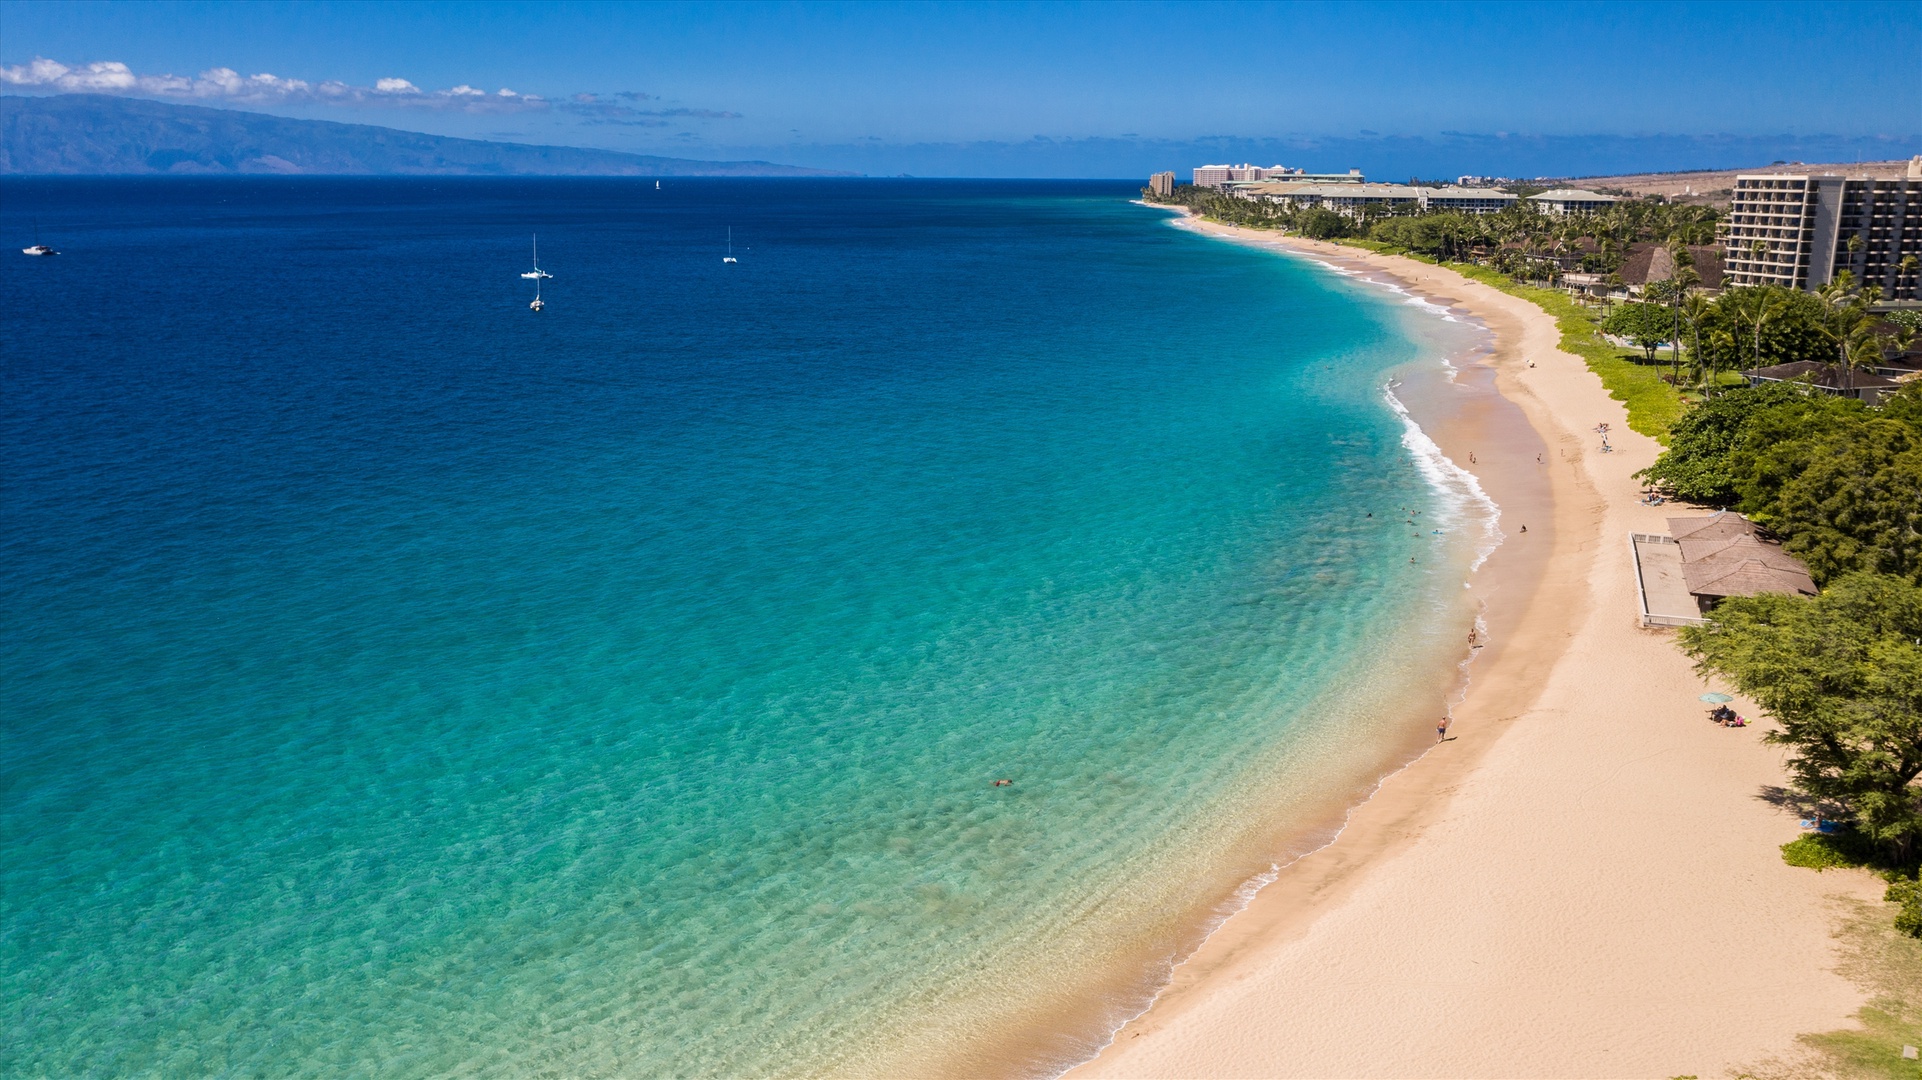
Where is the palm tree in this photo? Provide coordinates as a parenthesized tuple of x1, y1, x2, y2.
(1682, 292, 1713, 394)
(1814, 272, 1880, 395)
(1751, 290, 1787, 370)
(1663, 241, 1700, 387)
(1843, 319, 1890, 399)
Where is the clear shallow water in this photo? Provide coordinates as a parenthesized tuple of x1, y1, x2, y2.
(1, 179, 1485, 1077)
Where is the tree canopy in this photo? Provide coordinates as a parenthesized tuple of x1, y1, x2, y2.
(1602, 302, 1675, 362)
(1681, 573, 1922, 866)
(1641, 382, 1922, 585)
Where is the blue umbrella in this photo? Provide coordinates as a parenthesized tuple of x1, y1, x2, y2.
(1699, 692, 1733, 704)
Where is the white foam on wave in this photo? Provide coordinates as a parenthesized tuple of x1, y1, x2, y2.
(1168, 221, 1502, 571)
(1382, 383, 1504, 572)
(1292, 256, 1465, 324)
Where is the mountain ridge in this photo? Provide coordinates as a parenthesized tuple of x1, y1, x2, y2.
(0, 94, 852, 176)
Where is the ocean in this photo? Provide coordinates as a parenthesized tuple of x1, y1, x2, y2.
(1, 178, 1491, 1076)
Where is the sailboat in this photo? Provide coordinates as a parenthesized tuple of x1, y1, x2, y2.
(22, 219, 57, 256)
(520, 234, 552, 280)
(723, 227, 737, 264)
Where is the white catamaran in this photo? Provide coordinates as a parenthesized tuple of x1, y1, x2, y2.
(723, 227, 737, 264)
(521, 234, 549, 311)
(521, 234, 552, 280)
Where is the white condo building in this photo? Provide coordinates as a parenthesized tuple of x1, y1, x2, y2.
(1234, 183, 1516, 216)
(1529, 189, 1621, 216)
(1192, 163, 1334, 188)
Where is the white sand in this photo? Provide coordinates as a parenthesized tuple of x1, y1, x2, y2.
(1069, 224, 1882, 1079)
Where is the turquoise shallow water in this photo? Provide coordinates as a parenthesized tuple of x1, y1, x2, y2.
(1, 179, 1487, 1076)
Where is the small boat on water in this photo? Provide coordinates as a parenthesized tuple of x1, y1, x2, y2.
(530, 275, 544, 312)
(723, 227, 737, 264)
(521, 234, 552, 280)
(24, 219, 59, 256)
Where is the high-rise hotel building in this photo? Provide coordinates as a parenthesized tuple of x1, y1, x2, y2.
(1722, 158, 1922, 299)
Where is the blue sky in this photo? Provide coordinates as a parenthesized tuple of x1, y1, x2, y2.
(3, 0, 1917, 176)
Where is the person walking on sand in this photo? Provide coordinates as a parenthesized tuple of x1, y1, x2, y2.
(1437, 716, 1450, 742)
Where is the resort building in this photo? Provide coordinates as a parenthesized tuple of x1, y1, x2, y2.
(1265, 182, 1421, 214)
(1721, 158, 1922, 300)
(1149, 171, 1176, 198)
(1236, 183, 1515, 217)
(1529, 189, 1621, 216)
(1423, 188, 1520, 214)
(1193, 164, 1295, 188)
(1194, 165, 1363, 189)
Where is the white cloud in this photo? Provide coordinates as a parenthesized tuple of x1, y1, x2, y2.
(1, 56, 745, 129)
(0, 56, 545, 113)
(2, 58, 137, 90)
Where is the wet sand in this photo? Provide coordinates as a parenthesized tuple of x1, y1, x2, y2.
(1066, 219, 1882, 1078)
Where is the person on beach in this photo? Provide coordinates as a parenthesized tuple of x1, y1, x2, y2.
(1437, 717, 1450, 742)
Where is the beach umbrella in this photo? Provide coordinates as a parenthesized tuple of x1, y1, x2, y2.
(1699, 692, 1733, 703)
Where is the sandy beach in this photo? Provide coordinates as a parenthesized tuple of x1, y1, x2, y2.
(1069, 219, 1885, 1079)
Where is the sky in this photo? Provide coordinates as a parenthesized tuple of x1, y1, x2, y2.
(2, 0, 1918, 177)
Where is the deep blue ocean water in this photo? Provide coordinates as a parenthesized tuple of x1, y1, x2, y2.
(1, 178, 1485, 1076)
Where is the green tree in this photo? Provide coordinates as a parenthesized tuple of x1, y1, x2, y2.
(1294, 207, 1353, 240)
(1734, 390, 1922, 586)
(1638, 381, 1811, 503)
(1692, 286, 1831, 373)
(1603, 302, 1675, 362)
(1680, 573, 1922, 865)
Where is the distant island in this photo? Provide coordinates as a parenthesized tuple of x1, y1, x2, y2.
(0, 94, 852, 177)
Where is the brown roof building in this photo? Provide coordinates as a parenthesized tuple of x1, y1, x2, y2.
(1740, 360, 1903, 402)
(1667, 513, 1817, 609)
(1619, 243, 1725, 293)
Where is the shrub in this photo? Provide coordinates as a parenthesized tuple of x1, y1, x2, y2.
(1887, 877, 1922, 937)
(1782, 832, 1877, 870)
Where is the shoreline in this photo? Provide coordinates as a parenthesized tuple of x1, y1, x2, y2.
(1065, 214, 1883, 1078)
